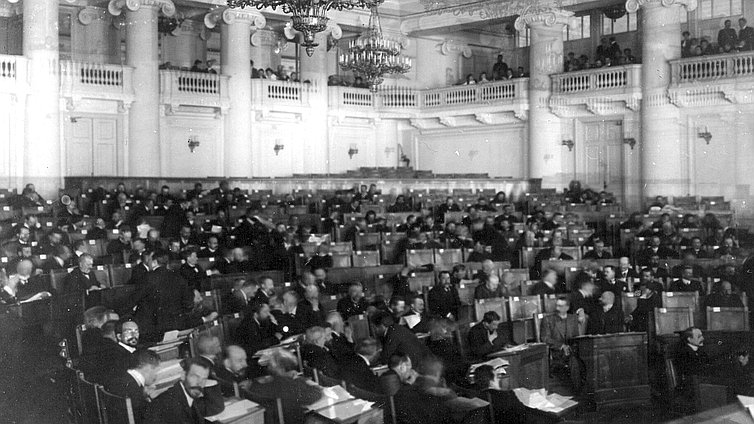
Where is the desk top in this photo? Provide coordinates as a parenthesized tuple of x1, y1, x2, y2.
(666, 403, 754, 424)
(487, 343, 547, 358)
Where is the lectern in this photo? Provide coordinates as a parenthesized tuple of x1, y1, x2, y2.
(574, 332, 650, 409)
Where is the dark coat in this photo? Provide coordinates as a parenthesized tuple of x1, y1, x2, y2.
(468, 322, 508, 360)
(587, 305, 624, 335)
(336, 297, 369, 320)
(178, 263, 205, 292)
(427, 285, 461, 318)
(106, 371, 150, 423)
(61, 267, 102, 293)
(669, 279, 705, 295)
(300, 343, 340, 379)
(128, 267, 194, 337)
(234, 316, 278, 357)
(143, 381, 224, 424)
(380, 324, 429, 367)
(339, 354, 381, 394)
(128, 263, 151, 286)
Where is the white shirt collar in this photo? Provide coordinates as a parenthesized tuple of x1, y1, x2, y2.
(180, 382, 194, 407)
(688, 343, 699, 352)
(127, 369, 145, 387)
(119, 342, 136, 353)
(357, 354, 371, 366)
(4, 285, 16, 297)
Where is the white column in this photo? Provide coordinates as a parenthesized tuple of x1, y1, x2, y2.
(250, 28, 280, 71)
(294, 24, 340, 87)
(161, 19, 207, 69)
(515, 7, 572, 189)
(626, 0, 697, 199)
(23, 0, 60, 198)
(109, 0, 175, 177)
(75, 7, 119, 64)
(207, 8, 265, 177)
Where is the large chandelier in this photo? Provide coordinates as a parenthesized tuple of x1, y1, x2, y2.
(338, 6, 411, 92)
(227, 0, 382, 56)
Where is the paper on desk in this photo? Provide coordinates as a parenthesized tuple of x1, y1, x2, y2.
(205, 399, 260, 422)
(738, 395, 754, 420)
(314, 399, 374, 421)
(404, 313, 421, 329)
(306, 385, 355, 411)
(513, 388, 577, 414)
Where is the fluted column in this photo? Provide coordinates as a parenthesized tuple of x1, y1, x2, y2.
(75, 6, 119, 64)
(627, 0, 697, 200)
(161, 19, 207, 69)
(109, 0, 175, 177)
(23, 0, 60, 197)
(206, 7, 265, 177)
(515, 6, 572, 188)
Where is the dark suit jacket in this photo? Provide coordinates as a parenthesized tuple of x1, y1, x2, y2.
(569, 291, 599, 317)
(276, 304, 317, 336)
(675, 343, 712, 391)
(106, 372, 150, 423)
(128, 267, 194, 337)
(340, 354, 381, 394)
(540, 314, 580, 350)
(41, 257, 66, 274)
(178, 263, 205, 292)
(213, 258, 239, 275)
(582, 250, 613, 260)
(336, 297, 369, 320)
(79, 338, 132, 386)
(128, 263, 151, 286)
(246, 375, 322, 424)
(380, 324, 429, 367)
(669, 279, 705, 295)
(531, 281, 565, 296)
(402, 310, 431, 334)
(427, 285, 461, 318)
(234, 316, 278, 357)
(143, 381, 224, 424)
(467, 322, 508, 360)
(213, 364, 246, 398)
(301, 343, 340, 378)
(61, 267, 101, 293)
(393, 383, 454, 424)
(587, 305, 624, 335)
(630, 293, 662, 332)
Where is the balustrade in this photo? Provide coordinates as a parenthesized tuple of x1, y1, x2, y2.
(252, 79, 318, 106)
(160, 69, 229, 109)
(0, 54, 28, 94)
(60, 60, 133, 101)
(670, 51, 754, 84)
(551, 64, 640, 94)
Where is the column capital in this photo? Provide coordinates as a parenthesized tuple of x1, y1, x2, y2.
(284, 20, 342, 41)
(0, 1, 21, 17)
(439, 40, 472, 58)
(108, 0, 176, 17)
(251, 28, 280, 47)
(514, 6, 573, 32)
(626, 0, 697, 13)
(78, 6, 111, 25)
(204, 7, 266, 29)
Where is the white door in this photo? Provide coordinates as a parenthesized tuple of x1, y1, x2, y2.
(583, 120, 624, 199)
(66, 117, 118, 176)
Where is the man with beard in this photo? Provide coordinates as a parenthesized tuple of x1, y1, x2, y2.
(213, 345, 249, 397)
(116, 320, 141, 353)
(143, 357, 224, 424)
(106, 349, 161, 423)
(235, 302, 280, 358)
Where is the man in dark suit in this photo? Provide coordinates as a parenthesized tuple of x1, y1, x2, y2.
(570, 277, 599, 317)
(178, 249, 205, 291)
(106, 349, 161, 424)
(61, 253, 102, 293)
(213, 345, 248, 397)
(675, 327, 712, 394)
(340, 338, 381, 394)
(669, 265, 706, 294)
(79, 321, 133, 386)
(531, 269, 566, 296)
(542, 296, 583, 370)
(41, 244, 71, 274)
(213, 248, 239, 275)
(336, 282, 370, 320)
(637, 236, 676, 265)
(234, 302, 280, 358)
(277, 290, 316, 337)
(374, 311, 428, 368)
(587, 292, 624, 335)
(386, 354, 454, 424)
(616, 257, 640, 287)
(224, 278, 257, 315)
(107, 225, 133, 264)
(127, 250, 194, 341)
(143, 357, 224, 424)
(582, 238, 612, 260)
(402, 295, 431, 334)
(468, 311, 510, 360)
(427, 271, 461, 320)
(599, 265, 627, 309)
(738, 18, 754, 51)
(128, 251, 153, 286)
(301, 326, 340, 379)
(718, 19, 738, 49)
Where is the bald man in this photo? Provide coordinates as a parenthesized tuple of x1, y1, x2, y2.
(214, 345, 249, 397)
(586, 291, 625, 335)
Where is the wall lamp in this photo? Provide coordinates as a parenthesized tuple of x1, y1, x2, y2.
(623, 138, 637, 150)
(348, 145, 359, 159)
(187, 136, 200, 153)
(697, 127, 712, 144)
(274, 141, 285, 155)
(561, 139, 574, 152)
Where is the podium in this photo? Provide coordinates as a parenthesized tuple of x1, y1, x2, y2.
(574, 332, 650, 409)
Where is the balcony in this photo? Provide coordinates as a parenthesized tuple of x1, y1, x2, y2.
(60, 61, 134, 108)
(251, 79, 319, 109)
(0, 54, 28, 96)
(549, 65, 642, 116)
(159, 69, 230, 114)
(668, 51, 754, 106)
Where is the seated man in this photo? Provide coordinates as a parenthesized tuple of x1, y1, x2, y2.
(705, 280, 744, 308)
(472, 365, 539, 424)
(106, 349, 161, 424)
(61, 253, 103, 294)
(374, 311, 429, 368)
(427, 271, 461, 320)
(474, 275, 504, 300)
(541, 296, 583, 372)
(235, 302, 280, 358)
(143, 357, 225, 424)
(213, 345, 248, 397)
(468, 311, 510, 360)
(402, 295, 431, 334)
(224, 278, 257, 315)
(300, 326, 340, 379)
(384, 354, 454, 424)
(628, 271, 663, 333)
(531, 269, 566, 296)
(276, 290, 316, 337)
(116, 319, 141, 353)
(582, 238, 612, 260)
(670, 265, 705, 294)
(336, 282, 370, 320)
(675, 327, 713, 394)
(340, 338, 381, 395)
(195, 334, 222, 368)
(79, 320, 133, 386)
(586, 292, 624, 335)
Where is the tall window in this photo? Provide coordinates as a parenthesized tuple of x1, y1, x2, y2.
(696, 0, 743, 19)
(602, 11, 638, 35)
(517, 27, 530, 48)
(564, 15, 591, 41)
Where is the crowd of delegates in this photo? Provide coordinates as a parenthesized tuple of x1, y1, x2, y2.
(682, 17, 754, 57)
(2, 179, 754, 422)
(563, 37, 639, 72)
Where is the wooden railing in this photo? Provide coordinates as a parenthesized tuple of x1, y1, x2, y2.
(551, 64, 641, 94)
(60, 60, 133, 101)
(251, 79, 318, 106)
(0, 54, 28, 93)
(160, 70, 230, 108)
(670, 51, 754, 84)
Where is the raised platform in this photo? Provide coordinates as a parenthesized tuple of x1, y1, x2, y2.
(64, 176, 542, 200)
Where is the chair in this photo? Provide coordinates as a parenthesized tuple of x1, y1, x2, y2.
(434, 249, 463, 268)
(706, 306, 750, 331)
(61, 365, 84, 424)
(507, 296, 542, 344)
(474, 298, 506, 322)
(457, 281, 479, 305)
(200, 290, 222, 313)
(347, 314, 371, 342)
(108, 264, 132, 287)
(406, 249, 434, 268)
(407, 272, 434, 293)
(542, 294, 558, 313)
(77, 371, 104, 424)
(352, 250, 380, 267)
(622, 292, 639, 318)
(653, 307, 694, 337)
(97, 386, 136, 424)
(222, 313, 244, 344)
(93, 265, 112, 288)
(354, 232, 381, 251)
(533, 312, 554, 343)
(331, 253, 352, 268)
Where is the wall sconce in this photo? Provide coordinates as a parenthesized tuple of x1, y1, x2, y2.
(187, 136, 200, 153)
(623, 138, 637, 150)
(348, 146, 359, 159)
(274, 141, 284, 156)
(561, 139, 574, 152)
(697, 126, 712, 144)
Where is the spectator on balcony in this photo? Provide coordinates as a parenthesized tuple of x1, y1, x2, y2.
(700, 39, 714, 55)
(681, 31, 692, 57)
(159, 61, 173, 70)
(579, 55, 590, 69)
(190, 60, 206, 73)
(624, 48, 637, 64)
(596, 37, 611, 61)
(516, 66, 528, 78)
(692, 45, 704, 57)
(564, 51, 576, 70)
(718, 20, 738, 52)
(491, 54, 508, 80)
(502, 68, 514, 79)
(478, 72, 490, 84)
(250, 60, 259, 78)
(257, 68, 266, 79)
(207, 59, 218, 74)
(290, 72, 300, 83)
(353, 76, 368, 89)
(265, 68, 278, 80)
(462, 73, 477, 85)
(720, 42, 735, 54)
(738, 18, 754, 51)
(607, 37, 621, 60)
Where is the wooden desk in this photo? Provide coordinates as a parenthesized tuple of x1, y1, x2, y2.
(205, 398, 265, 424)
(665, 402, 754, 424)
(488, 343, 549, 390)
(574, 332, 650, 410)
(304, 400, 383, 424)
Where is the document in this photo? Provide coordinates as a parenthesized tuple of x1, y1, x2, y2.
(205, 399, 261, 422)
(513, 388, 578, 414)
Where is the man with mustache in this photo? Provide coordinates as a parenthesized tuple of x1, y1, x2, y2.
(143, 357, 224, 424)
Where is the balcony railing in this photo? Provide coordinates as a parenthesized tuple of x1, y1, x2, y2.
(551, 64, 641, 94)
(160, 70, 230, 109)
(328, 79, 528, 110)
(60, 60, 134, 102)
(0, 54, 28, 94)
(251, 79, 319, 107)
(670, 51, 754, 84)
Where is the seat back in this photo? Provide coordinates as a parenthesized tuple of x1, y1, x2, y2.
(406, 249, 434, 268)
(352, 250, 380, 267)
(222, 313, 244, 344)
(622, 292, 639, 318)
(542, 294, 558, 313)
(457, 281, 479, 305)
(407, 272, 434, 293)
(474, 298, 506, 322)
(533, 312, 554, 343)
(354, 232, 381, 251)
(108, 264, 133, 287)
(97, 386, 136, 424)
(347, 314, 371, 342)
(434, 249, 463, 268)
(662, 292, 699, 310)
(706, 306, 750, 331)
(77, 372, 103, 424)
(507, 295, 542, 320)
(331, 253, 352, 268)
(653, 307, 694, 337)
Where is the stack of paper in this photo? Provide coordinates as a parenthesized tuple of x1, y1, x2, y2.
(306, 385, 355, 411)
(513, 388, 578, 414)
(738, 395, 754, 419)
(205, 399, 261, 422)
(313, 399, 375, 422)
